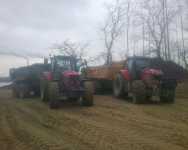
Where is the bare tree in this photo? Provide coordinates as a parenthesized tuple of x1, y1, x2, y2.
(125, 1, 131, 57)
(52, 40, 89, 60)
(98, 0, 187, 68)
(139, 0, 179, 59)
(180, 11, 188, 69)
(101, 0, 125, 65)
(143, 0, 164, 58)
(181, 1, 188, 69)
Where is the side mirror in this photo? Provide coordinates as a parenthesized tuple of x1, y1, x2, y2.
(84, 59, 88, 68)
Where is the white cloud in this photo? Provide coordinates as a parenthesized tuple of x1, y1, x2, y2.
(0, 0, 112, 76)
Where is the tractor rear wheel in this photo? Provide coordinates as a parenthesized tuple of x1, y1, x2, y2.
(81, 81, 94, 106)
(48, 82, 59, 109)
(113, 73, 128, 98)
(132, 80, 146, 104)
(160, 88, 175, 103)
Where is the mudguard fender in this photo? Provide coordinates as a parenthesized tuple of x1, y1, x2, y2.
(119, 69, 131, 81)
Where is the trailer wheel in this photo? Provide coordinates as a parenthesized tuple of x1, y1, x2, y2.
(12, 88, 18, 98)
(132, 80, 146, 104)
(81, 82, 94, 106)
(40, 80, 49, 102)
(94, 81, 103, 94)
(48, 82, 59, 109)
(12, 83, 18, 98)
(113, 73, 127, 98)
(160, 88, 175, 103)
(18, 90, 25, 99)
(17, 84, 29, 99)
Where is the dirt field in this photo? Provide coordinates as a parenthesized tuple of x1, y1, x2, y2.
(0, 88, 188, 150)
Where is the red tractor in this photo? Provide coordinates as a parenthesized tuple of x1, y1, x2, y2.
(40, 56, 93, 109)
(113, 57, 177, 103)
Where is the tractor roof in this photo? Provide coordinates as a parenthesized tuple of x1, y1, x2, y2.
(54, 55, 76, 60)
(127, 56, 156, 61)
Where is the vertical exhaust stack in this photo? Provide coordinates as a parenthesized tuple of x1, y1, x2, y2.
(44, 58, 48, 65)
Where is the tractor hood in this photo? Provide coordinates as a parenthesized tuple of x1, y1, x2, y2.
(141, 68, 163, 88)
(62, 71, 80, 78)
(143, 68, 163, 76)
(141, 68, 163, 81)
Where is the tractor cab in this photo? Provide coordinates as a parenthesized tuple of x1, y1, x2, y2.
(114, 56, 176, 104)
(50, 56, 78, 79)
(48, 55, 85, 81)
(126, 57, 163, 81)
(40, 55, 94, 109)
(127, 57, 151, 80)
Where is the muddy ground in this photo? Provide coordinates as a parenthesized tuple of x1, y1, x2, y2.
(0, 88, 188, 150)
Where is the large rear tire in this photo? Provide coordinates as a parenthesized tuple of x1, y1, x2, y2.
(131, 80, 146, 104)
(113, 74, 128, 98)
(160, 88, 175, 103)
(81, 81, 94, 106)
(48, 82, 59, 109)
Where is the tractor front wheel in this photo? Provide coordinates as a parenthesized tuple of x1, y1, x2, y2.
(132, 80, 146, 104)
(48, 82, 60, 109)
(81, 81, 94, 106)
(113, 73, 128, 98)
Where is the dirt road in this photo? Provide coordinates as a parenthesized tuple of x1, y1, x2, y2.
(0, 88, 188, 150)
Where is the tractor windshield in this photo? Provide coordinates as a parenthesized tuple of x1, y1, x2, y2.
(135, 59, 150, 70)
(57, 59, 72, 70)
(128, 57, 151, 80)
(55, 57, 76, 71)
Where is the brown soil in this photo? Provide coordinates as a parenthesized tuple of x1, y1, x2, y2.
(0, 88, 188, 150)
(176, 81, 188, 98)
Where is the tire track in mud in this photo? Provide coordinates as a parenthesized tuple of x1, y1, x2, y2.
(18, 96, 188, 150)
(20, 100, 153, 149)
(60, 110, 184, 150)
(0, 90, 188, 150)
(14, 101, 100, 149)
(0, 104, 33, 150)
(12, 99, 155, 150)
(0, 99, 62, 150)
(58, 96, 188, 150)
(101, 96, 188, 149)
(2, 100, 90, 150)
(17, 99, 108, 150)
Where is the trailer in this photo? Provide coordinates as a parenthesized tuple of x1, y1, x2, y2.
(10, 63, 49, 98)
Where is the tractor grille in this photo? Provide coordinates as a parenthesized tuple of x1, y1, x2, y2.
(69, 76, 80, 89)
(62, 75, 81, 91)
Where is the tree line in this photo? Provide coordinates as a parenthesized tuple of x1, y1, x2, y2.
(53, 0, 188, 69)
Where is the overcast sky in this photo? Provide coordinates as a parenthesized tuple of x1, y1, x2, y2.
(0, 0, 114, 76)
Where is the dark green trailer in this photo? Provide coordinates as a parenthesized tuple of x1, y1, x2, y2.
(10, 63, 49, 98)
